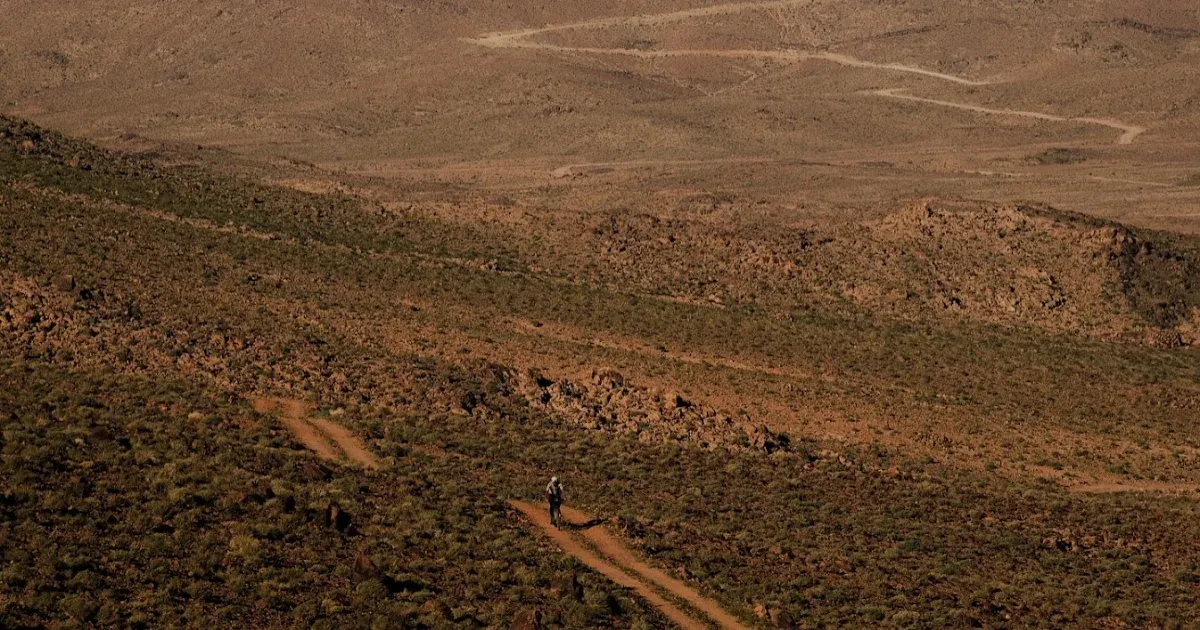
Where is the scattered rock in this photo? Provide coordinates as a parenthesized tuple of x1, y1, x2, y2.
(591, 368, 625, 388)
(508, 608, 542, 630)
(1145, 328, 1184, 348)
(299, 461, 333, 482)
(515, 369, 790, 452)
(353, 547, 383, 582)
(769, 607, 797, 629)
(87, 426, 113, 443)
(664, 392, 688, 410)
(323, 501, 351, 532)
(53, 274, 75, 293)
(421, 599, 452, 621)
(558, 573, 584, 601)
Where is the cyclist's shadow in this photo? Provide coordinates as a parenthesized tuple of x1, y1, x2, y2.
(563, 517, 606, 531)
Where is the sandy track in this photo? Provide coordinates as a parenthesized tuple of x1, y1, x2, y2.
(561, 506, 752, 630)
(509, 501, 707, 629)
(871, 88, 1146, 145)
(250, 397, 380, 469)
(306, 415, 381, 469)
(283, 415, 342, 462)
(511, 500, 749, 629)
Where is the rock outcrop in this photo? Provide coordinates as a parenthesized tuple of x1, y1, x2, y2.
(516, 368, 789, 453)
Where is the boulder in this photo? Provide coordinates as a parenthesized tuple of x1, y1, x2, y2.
(353, 548, 383, 582)
(299, 461, 332, 482)
(663, 392, 688, 410)
(53, 275, 75, 293)
(770, 608, 797, 629)
(421, 599, 452, 621)
(323, 501, 351, 532)
(558, 573, 584, 601)
(508, 608, 542, 630)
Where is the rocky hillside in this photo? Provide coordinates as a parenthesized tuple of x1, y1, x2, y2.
(6, 117, 1200, 628)
(559, 197, 1200, 345)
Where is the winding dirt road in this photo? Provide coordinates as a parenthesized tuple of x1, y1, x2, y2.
(469, 0, 991, 87)
(871, 88, 1146, 145)
(467, 0, 1146, 146)
(479, 40, 993, 86)
(471, 0, 820, 46)
(510, 500, 750, 629)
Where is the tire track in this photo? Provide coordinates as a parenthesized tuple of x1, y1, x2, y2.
(511, 500, 750, 629)
(509, 501, 708, 630)
(306, 415, 381, 469)
(560, 506, 752, 630)
(250, 397, 380, 469)
(551, 157, 776, 178)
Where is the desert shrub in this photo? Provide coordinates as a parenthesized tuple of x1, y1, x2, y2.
(0, 361, 664, 628)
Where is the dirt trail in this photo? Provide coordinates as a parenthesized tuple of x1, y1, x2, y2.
(509, 501, 707, 630)
(472, 0, 819, 46)
(1068, 481, 1200, 494)
(551, 157, 776, 178)
(871, 88, 1146, 145)
(482, 41, 991, 86)
(250, 397, 379, 469)
(511, 317, 812, 379)
(471, 0, 985, 85)
(560, 506, 752, 630)
(306, 416, 381, 469)
(471, 2, 990, 88)
(511, 500, 749, 629)
(1085, 176, 1173, 188)
(469, 1, 1150, 145)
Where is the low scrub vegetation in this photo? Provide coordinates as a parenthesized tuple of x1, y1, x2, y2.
(0, 361, 663, 628)
(4, 117, 1200, 628)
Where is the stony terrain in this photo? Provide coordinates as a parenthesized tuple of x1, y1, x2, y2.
(3, 1, 1200, 628)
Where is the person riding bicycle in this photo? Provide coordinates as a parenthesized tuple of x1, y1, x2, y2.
(546, 476, 565, 528)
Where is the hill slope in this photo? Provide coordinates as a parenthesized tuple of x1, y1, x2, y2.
(4, 118, 1200, 627)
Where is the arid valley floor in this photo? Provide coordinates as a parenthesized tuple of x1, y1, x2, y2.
(2, 1, 1200, 627)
